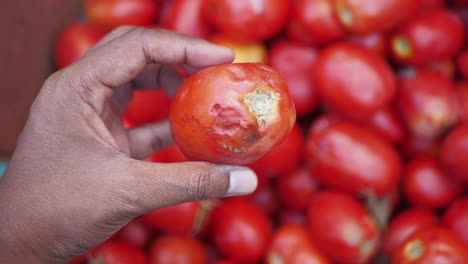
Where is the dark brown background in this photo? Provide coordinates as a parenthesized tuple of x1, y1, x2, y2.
(0, 0, 83, 155)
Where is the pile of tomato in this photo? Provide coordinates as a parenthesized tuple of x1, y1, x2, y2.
(57, 0, 468, 263)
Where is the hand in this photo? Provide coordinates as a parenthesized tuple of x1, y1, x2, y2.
(0, 27, 258, 263)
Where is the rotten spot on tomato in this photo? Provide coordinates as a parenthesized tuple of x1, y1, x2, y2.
(244, 88, 280, 126)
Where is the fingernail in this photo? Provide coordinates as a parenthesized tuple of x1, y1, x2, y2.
(226, 168, 258, 197)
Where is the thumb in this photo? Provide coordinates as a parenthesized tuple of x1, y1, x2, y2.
(123, 160, 258, 214)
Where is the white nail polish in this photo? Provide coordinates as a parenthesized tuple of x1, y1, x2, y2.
(226, 169, 258, 197)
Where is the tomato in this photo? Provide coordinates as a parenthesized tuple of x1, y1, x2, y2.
(421, 0, 445, 11)
(85, 0, 158, 31)
(143, 200, 213, 235)
(146, 144, 189, 163)
(163, 0, 211, 38)
(294, 0, 346, 45)
(210, 36, 268, 63)
(391, 10, 465, 65)
(267, 225, 330, 264)
(269, 39, 319, 117)
(383, 209, 438, 256)
(285, 18, 316, 45)
(397, 69, 459, 139)
(92, 241, 147, 264)
(457, 49, 468, 80)
(401, 135, 441, 158)
(334, 0, 420, 34)
(211, 261, 238, 264)
(440, 125, 468, 183)
(348, 32, 388, 57)
(425, 59, 456, 80)
(114, 218, 152, 248)
(249, 124, 304, 177)
(170, 63, 296, 165)
(313, 43, 396, 121)
(54, 23, 105, 69)
(278, 210, 307, 226)
(149, 235, 208, 264)
(391, 227, 468, 264)
(306, 119, 402, 197)
(368, 107, 407, 145)
(122, 90, 171, 128)
(442, 197, 468, 245)
(210, 200, 272, 263)
(307, 191, 380, 264)
(456, 82, 468, 124)
(68, 254, 87, 264)
(202, 0, 291, 41)
(403, 155, 462, 209)
(277, 167, 319, 211)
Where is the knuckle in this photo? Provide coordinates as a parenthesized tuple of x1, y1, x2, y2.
(187, 165, 214, 201)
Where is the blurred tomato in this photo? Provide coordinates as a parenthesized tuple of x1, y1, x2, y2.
(146, 144, 189, 163)
(210, 36, 268, 63)
(442, 197, 468, 245)
(85, 0, 158, 30)
(277, 167, 319, 211)
(278, 210, 307, 226)
(368, 107, 407, 145)
(440, 124, 468, 183)
(202, 0, 291, 41)
(456, 82, 468, 124)
(401, 135, 441, 158)
(285, 18, 315, 45)
(314, 43, 396, 121)
(92, 241, 147, 264)
(383, 209, 438, 256)
(114, 217, 152, 248)
(306, 120, 402, 197)
(421, 0, 445, 11)
(348, 32, 388, 57)
(269, 39, 319, 117)
(307, 191, 380, 263)
(294, 0, 346, 44)
(210, 200, 272, 263)
(457, 49, 468, 80)
(163, 0, 211, 38)
(123, 90, 171, 128)
(149, 235, 208, 264)
(391, 10, 465, 65)
(54, 23, 105, 69)
(334, 0, 420, 34)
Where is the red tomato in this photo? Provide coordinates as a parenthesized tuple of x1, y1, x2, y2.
(368, 107, 407, 145)
(169, 63, 296, 165)
(306, 119, 402, 197)
(54, 23, 105, 69)
(442, 197, 468, 245)
(383, 209, 438, 256)
(425, 59, 456, 80)
(397, 69, 459, 139)
(307, 191, 380, 264)
(285, 18, 316, 45)
(68, 254, 87, 264)
(85, 0, 158, 31)
(249, 124, 304, 177)
(122, 90, 171, 128)
(278, 210, 307, 226)
(163, 0, 211, 38)
(403, 155, 462, 209)
(211, 261, 238, 264)
(143, 200, 213, 235)
(401, 135, 441, 158)
(441, 125, 468, 183)
(391, 227, 468, 263)
(313, 43, 397, 121)
(421, 0, 445, 11)
(334, 0, 420, 34)
(202, 0, 291, 41)
(149, 235, 208, 264)
(277, 167, 319, 211)
(456, 82, 468, 124)
(146, 144, 189, 163)
(391, 10, 465, 65)
(210, 200, 272, 263)
(457, 49, 468, 80)
(114, 218, 152, 248)
(294, 0, 346, 44)
(286, 244, 331, 264)
(348, 32, 388, 57)
(210, 36, 268, 63)
(268, 39, 319, 117)
(93, 241, 147, 264)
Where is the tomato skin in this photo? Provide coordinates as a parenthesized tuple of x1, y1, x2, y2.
(146, 144, 189, 163)
(278, 210, 307, 226)
(313, 43, 397, 121)
(202, 0, 291, 41)
(440, 125, 468, 183)
(54, 23, 105, 69)
(163, 0, 211, 38)
(149, 235, 208, 264)
(306, 120, 402, 197)
(277, 167, 319, 211)
(248, 124, 304, 177)
(455, 82, 468, 124)
(286, 18, 316, 45)
(425, 59, 456, 80)
(307, 191, 380, 264)
(286, 244, 331, 264)
(421, 0, 445, 11)
(368, 107, 407, 145)
(397, 69, 459, 139)
(401, 135, 440, 158)
(334, 0, 420, 34)
(457, 49, 468, 80)
(122, 90, 171, 128)
(211, 261, 238, 264)
(269, 39, 319, 117)
(383, 209, 438, 256)
(93, 241, 148, 264)
(442, 197, 468, 245)
(85, 0, 158, 30)
(391, 227, 468, 264)
(348, 32, 387, 57)
(403, 155, 462, 209)
(294, 0, 346, 45)
(169, 63, 296, 165)
(210, 36, 268, 63)
(391, 10, 466, 65)
(210, 200, 272, 263)
(114, 218, 152, 248)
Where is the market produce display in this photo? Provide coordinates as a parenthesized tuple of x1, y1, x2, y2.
(56, 0, 468, 263)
